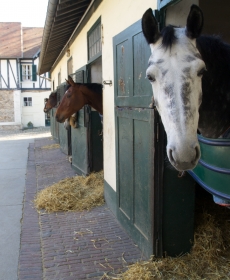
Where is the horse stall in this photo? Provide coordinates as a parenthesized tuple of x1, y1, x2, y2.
(158, 0, 230, 205)
(56, 83, 71, 155)
(70, 67, 103, 175)
(49, 90, 59, 141)
(38, 0, 229, 259)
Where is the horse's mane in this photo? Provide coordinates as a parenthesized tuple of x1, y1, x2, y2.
(76, 83, 103, 94)
(196, 35, 230, 90)
(49, 90, 57, 97)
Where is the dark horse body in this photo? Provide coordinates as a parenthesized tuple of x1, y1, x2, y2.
(142, 5, 230, 172)
(55, 76, 103, 123)
(196, 35, 230, 138)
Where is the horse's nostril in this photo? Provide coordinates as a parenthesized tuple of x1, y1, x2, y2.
(194, 145, 200, 162)
(168, 148, 176, 165)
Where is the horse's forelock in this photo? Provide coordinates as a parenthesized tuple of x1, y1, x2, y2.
(160, 25, 177, 50)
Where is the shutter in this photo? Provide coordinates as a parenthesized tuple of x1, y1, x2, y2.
(20, 65, 23, 81)
(32, 65, 37, 81)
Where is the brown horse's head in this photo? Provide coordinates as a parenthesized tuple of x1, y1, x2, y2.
(44, 91, 58, 113)
(55, 76, 103, 123)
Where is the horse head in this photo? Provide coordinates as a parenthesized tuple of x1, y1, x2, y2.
(55, 76, 103, 123)
(44, 92, 58, 113)
(55, 76, 86, 123)
(142, 5, 206, 171)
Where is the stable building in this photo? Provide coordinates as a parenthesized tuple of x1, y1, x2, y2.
(38, 0, 230, 258)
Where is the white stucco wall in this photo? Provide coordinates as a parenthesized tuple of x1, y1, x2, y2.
(51, 0, 157, 191)
(21, 91, 50, 128)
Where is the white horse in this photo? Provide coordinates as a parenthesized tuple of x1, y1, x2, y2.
(142, 5, 230, 171)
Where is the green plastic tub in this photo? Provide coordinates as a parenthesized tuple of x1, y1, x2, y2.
(188, 135, 230, 201)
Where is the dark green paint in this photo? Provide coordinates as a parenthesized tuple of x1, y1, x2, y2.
(57, 82, 71, 155)
(32, 64, 37, 81)
(113, 17, 195, 258)
(113, 19, 152, 108)
(71, 66, 103, 175)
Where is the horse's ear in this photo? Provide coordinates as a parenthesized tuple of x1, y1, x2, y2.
(45, 98, 48, 102)
(142, 8, 160, 44)
(186, 5, 203, 39)
(67, 75, 75, 86)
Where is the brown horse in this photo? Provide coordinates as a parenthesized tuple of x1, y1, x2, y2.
(44, 89, 78, 129)
(55, 76, 103, 123)
(44, 91, 58, 113)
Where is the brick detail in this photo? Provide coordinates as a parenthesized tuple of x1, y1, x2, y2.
(18, 137, 146, 280)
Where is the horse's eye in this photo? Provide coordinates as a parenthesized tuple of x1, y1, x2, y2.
(67, 94, 71, 98)
(146, 74, 156, 82)
(197, 67, 207, 77)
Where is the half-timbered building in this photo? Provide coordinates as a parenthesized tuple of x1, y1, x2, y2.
(0, 22, 51, 129)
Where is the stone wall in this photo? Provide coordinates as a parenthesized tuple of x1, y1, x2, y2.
(0, 90, 14, 122)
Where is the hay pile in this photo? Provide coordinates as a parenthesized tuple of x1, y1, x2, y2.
(41, 143, 60, 149)
(105, 199, 230, 280)
(34, 171, 104, 212)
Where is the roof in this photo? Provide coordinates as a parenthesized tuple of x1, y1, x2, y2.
(0, 23, 43, 59)
(23, 27, 43, 58)
(38, 0, 93, 74)
(0, 22, 22, 58)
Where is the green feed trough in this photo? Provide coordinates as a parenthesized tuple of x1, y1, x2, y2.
(188, 135, 230, 201)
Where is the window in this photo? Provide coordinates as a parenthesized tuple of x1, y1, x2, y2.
(88, 18, 101, 61)
(20, 64, 37, 81)
(22, 65, 32, 80)
(67, 57, 73, 76)
(58, 72, 61, 86)
(24, 97, 32, 106)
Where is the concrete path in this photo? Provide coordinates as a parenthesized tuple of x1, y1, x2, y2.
(0, 128, 50, 280)
(0, 128, 145, 280)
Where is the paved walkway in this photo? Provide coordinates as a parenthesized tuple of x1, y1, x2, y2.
(1, 131, 145, 279)
(0, 128, 50, 280)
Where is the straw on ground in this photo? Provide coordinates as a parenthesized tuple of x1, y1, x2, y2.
(41, 143, 60, 149)
(102, 198, 230, 280)
(34, 171, 104, 212)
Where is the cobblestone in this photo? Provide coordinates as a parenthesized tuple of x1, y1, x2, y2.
(17, 135, 146, 280)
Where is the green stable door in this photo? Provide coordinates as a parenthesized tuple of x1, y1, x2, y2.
(71, 67, 103, 175)
(113, 17, 195, 257)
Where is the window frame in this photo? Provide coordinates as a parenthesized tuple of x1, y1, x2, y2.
(22, 64, 32, 81)
(87, 17, 102, 64)
(23, 97, 32, 106)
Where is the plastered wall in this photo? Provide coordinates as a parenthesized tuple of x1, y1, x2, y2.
(51, 0, 157, 191)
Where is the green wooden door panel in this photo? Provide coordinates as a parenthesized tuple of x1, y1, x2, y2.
(133, 32, 152, 99)
(90, 111, 103, 172)
(71, 108, 89, 175)
(116, 107, 155, 256)
(52, 108, 59, 142)
(118, 116, 133, 220)
(162, 168, 195, 256)
(133, 118, 153, 239)
(50, 109, 55, 138)
(113, 20, 152, 108)
(116, 40, 130, 98)
(57, 82, 71, 155)
(58, 123, 69, 155)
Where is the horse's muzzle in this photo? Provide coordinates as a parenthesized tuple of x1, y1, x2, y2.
(168, 144, 201, 171)
(56, 115, 65, 123)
